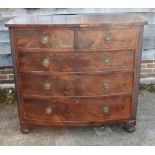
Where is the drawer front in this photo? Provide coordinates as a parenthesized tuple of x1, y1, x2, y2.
(22, 96, 131, 121)
(77, 28, 137, 51)
(20, 72, 133, 96)
(18, 51, 134, 72)
(77, 51, 134, 71)
(18, 52, 77, 72)
(16, 28, 74, 50)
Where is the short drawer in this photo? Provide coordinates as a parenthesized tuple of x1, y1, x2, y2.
(18, 50, 134, 72)
(18, 52, 77, 72)
(16, 28, 74, 50)
(77, 28, 137, 51)
(22, 96, 131, 121)
(20, 72, 133, 96)
(77, 50, 134, 71)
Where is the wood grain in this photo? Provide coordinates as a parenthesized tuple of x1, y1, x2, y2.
(20, 72, 133, 96)
(77, 28, 137, 50)
(22, 96, 131, 122)
(5, 14, 147, 28)
(18, 50, 134, 72)
(16, 28, 74, 50)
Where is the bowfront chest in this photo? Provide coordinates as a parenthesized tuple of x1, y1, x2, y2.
(6, 14, 147, 133)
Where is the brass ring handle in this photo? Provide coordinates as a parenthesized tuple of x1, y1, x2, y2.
(103, 57, 111, 65)
(103, 81, 110, 89)
(45, 107, 52, 115)
(43, 58, 50, 67)
(74, 53, 79, 57)
(41, 32, 49, 44)
(75, 100, 79, 104)
(44, 81, 51, 90)
(103, 105, 110, 113)
(104, 35, 112, 44)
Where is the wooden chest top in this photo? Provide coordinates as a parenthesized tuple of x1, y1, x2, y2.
(5, 14, 147, 28)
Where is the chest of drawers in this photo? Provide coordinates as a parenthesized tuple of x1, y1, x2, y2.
(6, 14, 147, 133)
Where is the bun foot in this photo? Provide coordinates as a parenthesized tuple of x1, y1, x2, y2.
(21, 125, 32, 134)
(124, 120, 136, 133)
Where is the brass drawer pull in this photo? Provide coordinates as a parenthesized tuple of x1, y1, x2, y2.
(74, 53, 79, 57)
(75, 100, 79, 104)
(43, 58, 50, 67)
(104, 35, 112, 44)
(45, 107, 52, 115)
(44, 81, 51, 89)
(103, 57, 111, 65)
(76, 73, 80, 79)
(103, 81, 110, 89)
(103, 105, 110, 113)
(41, 32, 49, 44)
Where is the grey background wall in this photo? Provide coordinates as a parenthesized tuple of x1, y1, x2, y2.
(0, 8, 155, 67)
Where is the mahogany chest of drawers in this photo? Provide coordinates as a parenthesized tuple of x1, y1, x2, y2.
(6, 14, 147, 133)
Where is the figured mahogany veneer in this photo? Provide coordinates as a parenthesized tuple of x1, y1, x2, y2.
(76, 28, 137, 51)
(22, 96, 131, 122)
(16, 28, 74, 50)
(15, 27, 136, 51)
(6, 14, 147, 133)
(20, 72, 133, 96)
(18, 51, 134, 72)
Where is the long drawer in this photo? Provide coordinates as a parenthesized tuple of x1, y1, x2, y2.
(18, 51, 134, 72)
(20, 72, 133, 96)
(22, 96, 131, 121)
